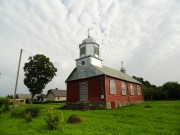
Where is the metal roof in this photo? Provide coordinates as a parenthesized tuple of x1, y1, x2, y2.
(66, 64, 142, 85)
(48, 89, 67, 97)
(16, 94, 38, 99)
(93, 65, 142, 84)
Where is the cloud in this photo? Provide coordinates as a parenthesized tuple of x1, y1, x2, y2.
(0, 0, 180, 96)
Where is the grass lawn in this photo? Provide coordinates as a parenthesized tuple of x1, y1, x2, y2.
(0, 101, 179, 135)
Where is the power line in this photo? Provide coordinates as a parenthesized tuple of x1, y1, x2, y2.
(0, 72, 15, 78)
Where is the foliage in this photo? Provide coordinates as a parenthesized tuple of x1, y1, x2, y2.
(37, 94, 45, 101)
(24, 54, 57, 102)
(133, 76, 180, 100)
(11, 109, 24, 118)
(67, 114, 82, 124)
(162, 81, 180, 100)
(25, 107, 40, 118)
(11, 107, 40, 119)
(0, 97, 10, 114)
(45, 107, 64, 130)
(24, 112, 33, 123)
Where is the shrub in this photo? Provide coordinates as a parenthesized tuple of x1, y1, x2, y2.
(25, 107, 40, 118)
(11, 109, 24, 118)
(45, 107, 64, 130)
(0, 97, 10, 114)
(24, 112, 33, 123)
(67, 114, 82, 124)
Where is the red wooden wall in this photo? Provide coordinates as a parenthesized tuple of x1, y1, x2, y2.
(67, 76, 104, 102)
(105, 76, 144, 102)
(67, 75, 144, 103)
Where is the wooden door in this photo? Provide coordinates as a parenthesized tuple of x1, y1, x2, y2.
(79, 81, 88, 101)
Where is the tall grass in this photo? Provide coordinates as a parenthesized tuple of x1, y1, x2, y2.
(0, 101, 179, 135)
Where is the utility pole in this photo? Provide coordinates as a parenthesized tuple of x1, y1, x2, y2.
(13, 49, 23, 109)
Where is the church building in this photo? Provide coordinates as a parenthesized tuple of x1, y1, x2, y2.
(66, 34, 144, 109)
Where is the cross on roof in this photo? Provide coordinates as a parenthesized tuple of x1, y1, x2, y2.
(121, 61, 124, 68)
(88, 29, 90, 37)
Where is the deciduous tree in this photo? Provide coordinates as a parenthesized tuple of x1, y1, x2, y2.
(24, 54, 57, 102)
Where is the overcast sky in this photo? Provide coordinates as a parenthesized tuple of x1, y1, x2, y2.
(0, 0, 180, 96)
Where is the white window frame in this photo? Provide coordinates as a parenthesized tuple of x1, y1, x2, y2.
(110, 80, 116, 95)
(130, 84, 134, 95)
(137, 85, 141, 95)
(121, 82, 126, 95)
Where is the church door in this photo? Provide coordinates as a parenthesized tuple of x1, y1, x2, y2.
(79, 81, 88, 101)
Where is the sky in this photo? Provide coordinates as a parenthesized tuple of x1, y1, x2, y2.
(0, 0, 180, 96)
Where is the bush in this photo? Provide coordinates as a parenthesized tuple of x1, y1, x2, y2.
(0, 97, 10, 114)
(24, 112, 33, 123)
(11, 109, 24, 118)
(24, 107, 40, 118)
(67, 114, 82, 124)
(45, 107, 64, 130)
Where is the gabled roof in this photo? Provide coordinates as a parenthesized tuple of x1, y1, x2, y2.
(48, 89, 67, 97)
(93, 65, 142, 84)
(66, 64, 142, 85)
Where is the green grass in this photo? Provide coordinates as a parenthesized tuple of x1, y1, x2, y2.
(0, 101, 180, 135)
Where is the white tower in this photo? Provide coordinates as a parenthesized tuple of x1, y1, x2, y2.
(76, 30, 102, 68)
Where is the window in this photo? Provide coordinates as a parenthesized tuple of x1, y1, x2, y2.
(130, 84, 134, 95)
(121, 82, 126, 95)
(137, 85, 141, 95)
(80, 46, 85, 56)
(110, 80, 116, 94)
(95, 46, 99, 56)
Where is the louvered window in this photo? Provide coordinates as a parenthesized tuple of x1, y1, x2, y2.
(95, 46, 99, 56)
(80, 46, 85, 56)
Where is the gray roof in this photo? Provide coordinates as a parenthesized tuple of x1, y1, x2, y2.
(16, 94, 38, 99)
(66, 64, 142, 85)
(48, 89, 67, 97)
(80, 36, 99, 46)
(93, 65, 142, 84)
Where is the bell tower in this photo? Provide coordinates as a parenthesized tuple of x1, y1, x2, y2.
(76, 30, 102, 67)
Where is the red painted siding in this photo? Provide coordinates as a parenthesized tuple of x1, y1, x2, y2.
(67, 76, 104, 102)
(67, 75, 144, 108)
(105, 77, 144, 102)
(67, 81, 79, 102)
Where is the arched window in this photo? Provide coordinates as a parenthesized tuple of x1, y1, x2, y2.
(137, 85, 141, 95)
(110, 80, 116, 94)
(121, 82, 126, 95)
(130, 84, 134, 95)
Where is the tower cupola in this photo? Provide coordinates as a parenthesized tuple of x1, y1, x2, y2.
(76, 30, 102, 67)
(79, 30, 100, 59)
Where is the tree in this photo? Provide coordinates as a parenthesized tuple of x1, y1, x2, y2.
(162, 82, 180, 100)
(24, 54, 57, 102)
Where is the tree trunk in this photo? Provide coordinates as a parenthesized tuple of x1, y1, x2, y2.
(30, 94, 35, 104)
